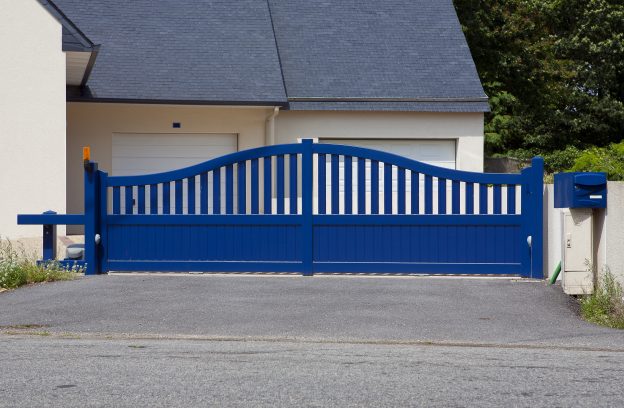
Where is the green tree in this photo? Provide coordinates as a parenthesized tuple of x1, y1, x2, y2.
(453, 0, 624, 170)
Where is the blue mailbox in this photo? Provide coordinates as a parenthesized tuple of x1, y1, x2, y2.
(554, 172, 607, 208)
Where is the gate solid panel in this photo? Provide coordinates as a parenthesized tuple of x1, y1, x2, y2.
(83, 139, 543, 277)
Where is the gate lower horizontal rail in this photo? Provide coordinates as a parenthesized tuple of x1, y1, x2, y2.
(313, 214, 522, 225)
(106, 214, 522, 227)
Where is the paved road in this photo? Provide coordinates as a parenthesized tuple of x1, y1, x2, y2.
(2, 336, 624, 407)
(1, 274, 623, 407)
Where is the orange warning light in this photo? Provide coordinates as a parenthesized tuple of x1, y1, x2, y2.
(83, 146, 91, 162)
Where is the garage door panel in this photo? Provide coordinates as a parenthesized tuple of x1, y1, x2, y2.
(112, 133, 237, 177)
(321, 139, 456, 169)
(112, 133, 237, 147)
(112, 133, 237, 214)
(113, 145, 237, 158)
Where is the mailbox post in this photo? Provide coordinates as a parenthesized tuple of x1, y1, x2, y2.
(554, 172, 607, 294)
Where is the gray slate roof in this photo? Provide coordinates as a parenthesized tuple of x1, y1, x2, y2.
(49, 0, 487, 111)
(52, 0, 287, 104)
(267, 0, 488, 112)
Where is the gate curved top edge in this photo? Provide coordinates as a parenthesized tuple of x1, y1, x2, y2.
(107, 140, 531, 187)
(107, 143, 304, 187)
(314, 143, 524, 184)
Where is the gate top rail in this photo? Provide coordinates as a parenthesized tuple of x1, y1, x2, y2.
(108, 140, 527, 188)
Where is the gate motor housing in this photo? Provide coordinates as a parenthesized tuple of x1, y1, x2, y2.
(554, 172, 607, 295)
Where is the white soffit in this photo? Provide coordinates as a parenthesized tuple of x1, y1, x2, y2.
(66, 51, 91, 85)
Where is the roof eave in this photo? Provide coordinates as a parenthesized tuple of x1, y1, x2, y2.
(37, 0, 94, 51)
(65, 88, 289, 107)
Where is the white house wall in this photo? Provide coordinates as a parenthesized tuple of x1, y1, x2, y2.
(275, 111, 485, 172)
(0, 0, 66, 238)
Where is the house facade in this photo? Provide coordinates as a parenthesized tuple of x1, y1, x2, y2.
(1, 0, 488, 238)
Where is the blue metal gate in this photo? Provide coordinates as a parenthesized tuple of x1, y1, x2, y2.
(19, 140, 544, 277)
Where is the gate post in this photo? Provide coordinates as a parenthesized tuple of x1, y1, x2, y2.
(530, 157, 544, 279)
(522, 157, 544, 279)
(98, 171, 109, 273)
(301, 139, 314, 276)
(84, 160, 101, 275)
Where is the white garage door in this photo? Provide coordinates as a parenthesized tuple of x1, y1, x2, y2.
(319, 139, 456, 214)
(112, 133, 237, 214)
(321, 139, 456, 169)
(112, 133, 237, 176)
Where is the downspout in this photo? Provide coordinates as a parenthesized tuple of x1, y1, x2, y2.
(265, 106, 280, 146)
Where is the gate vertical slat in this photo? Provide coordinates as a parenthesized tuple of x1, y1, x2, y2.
(344, 155, 352, 214)
(175, 180, 183, 215)
(289, 155, 297, 214)
(277, 155, 285, 214)
(238, 161, 246, 214)
(187, 177, 195, 215)
(493, 184, 502, 214)
(398, 168, 406, 214)
(113, 186, 121, 214)
(251, 159, 259, 214)
(163, 182, 170, 214)
(438, 178, 447, 214)
(357, 157, 365, 215)
(384, 163, 392, 214)
(138, 185, 145, 214)
(226, 164, 233, 214)
(301, 139, 313, 276)
(331, 154, 339, 214)
(424, 175, 433, 214)
(465, 182, 474, 214)
(213, 168, 221, 214)
(507, 184, 516, 214)
(318, 154, 326, 215)
(263, 157, 272, 214)
(411, 171, 419, 214)
(371, 160, 379, 214)
(479, 184, 488, 214)
(200, 174, 208, 214)
(125, 186, 133, 215)
(150, 184, 158, 214)
(452, 180, 460, 214)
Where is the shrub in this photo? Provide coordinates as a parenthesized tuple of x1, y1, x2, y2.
(580, 268, 624, 330)
(570, 141, 624, 181)
(0, 239, 82, 290)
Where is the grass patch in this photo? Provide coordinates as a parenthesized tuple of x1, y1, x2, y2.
(0, 239, 82, 290)
(580, 268, 624, 329)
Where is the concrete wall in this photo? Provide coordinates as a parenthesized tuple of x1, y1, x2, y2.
(0, 0, 66, 238)
(543, 185, 562, 279)
(275, 111, 485, 172)
(543, 182, 624, 287)
(595, 182, 624, 286)
(66, 103, 273, 218)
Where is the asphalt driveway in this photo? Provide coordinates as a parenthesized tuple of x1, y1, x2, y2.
(0, 274, 621, 349)
(2, 274, 624, 407)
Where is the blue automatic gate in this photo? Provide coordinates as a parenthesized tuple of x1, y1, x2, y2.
(19, 140, 544, 277)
